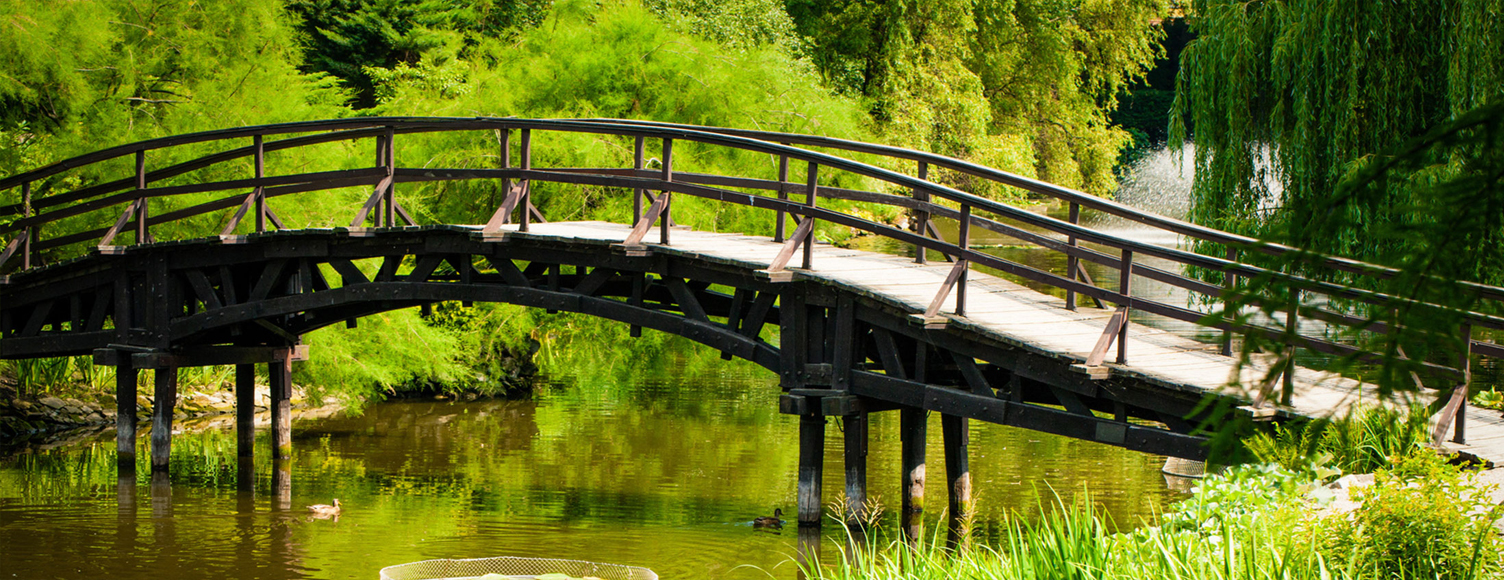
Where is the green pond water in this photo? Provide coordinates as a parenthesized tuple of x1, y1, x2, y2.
(0, 362, 1185, 580)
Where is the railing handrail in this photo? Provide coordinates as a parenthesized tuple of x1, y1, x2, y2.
(0, 118, 1493, 398)
(578, 118, 1500, 301)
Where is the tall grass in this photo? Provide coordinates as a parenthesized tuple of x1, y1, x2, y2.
(797, 467, 1503, 580)
(1245, 405, 1433, 477)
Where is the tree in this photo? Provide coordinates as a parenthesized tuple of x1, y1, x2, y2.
(1173, 0, 1504, 412)
(785, 0, 1170, 197)
(285, 0, 548, 108)
(1173, 0, 1504, 274)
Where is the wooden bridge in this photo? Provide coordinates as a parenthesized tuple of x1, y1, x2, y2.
(2, 118, 1503, 538)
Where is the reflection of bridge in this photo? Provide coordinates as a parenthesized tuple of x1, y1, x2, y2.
(2, 118, 1501, 538)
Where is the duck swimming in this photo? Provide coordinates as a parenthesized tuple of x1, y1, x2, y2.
(307, 499, 341, 517)
(753, 508, 783, 528)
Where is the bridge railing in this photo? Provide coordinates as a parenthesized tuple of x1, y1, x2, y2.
(0, 117, 1499, 439)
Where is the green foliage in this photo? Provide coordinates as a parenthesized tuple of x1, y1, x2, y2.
(1245, 406, 1433, 477)
(1158, 463, 1315, 534)
(644, 0, 801, 50)
(1324, 452, 1504, 580)
(285, 0, 549, 107)
(365, 0, 872, 235)
(786, 0, 1171, 197)
(1474, 387, 1504, 411)
(296, 308, 470, 404)
(1173, 0, 1504, 274)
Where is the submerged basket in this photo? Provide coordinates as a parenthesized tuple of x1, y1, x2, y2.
(379, 557, 658, 580)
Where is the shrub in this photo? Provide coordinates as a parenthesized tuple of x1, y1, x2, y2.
(1321, 452, 1504, 580)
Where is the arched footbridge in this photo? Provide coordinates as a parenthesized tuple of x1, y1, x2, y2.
(3, 118, 1503, 531)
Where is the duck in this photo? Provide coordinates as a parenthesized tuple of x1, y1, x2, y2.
(307, 499, 342, 517)
(753, 508, 784, 528)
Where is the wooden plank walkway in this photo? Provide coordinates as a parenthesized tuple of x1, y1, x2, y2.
(499, 221, 1504, 464)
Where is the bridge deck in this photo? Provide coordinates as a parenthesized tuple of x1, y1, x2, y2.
(506, 221, 1504, 464)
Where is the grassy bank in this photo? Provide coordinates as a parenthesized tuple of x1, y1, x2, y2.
(802, 450, 1504, 580)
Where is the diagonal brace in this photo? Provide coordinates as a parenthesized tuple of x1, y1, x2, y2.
(1084, 307, 1129, 367)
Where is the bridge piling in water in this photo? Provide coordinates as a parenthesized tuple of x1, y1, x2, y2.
(842, 412, 868, 527)
(900, 407, 926, 541)
(797, 413, 825, 528)
(943, 414, 972, 549)
(150, 365, 178, 475)
(269, 354, 293, 460)
(235, 363, 256, 490)
(116, 362, 138, 476)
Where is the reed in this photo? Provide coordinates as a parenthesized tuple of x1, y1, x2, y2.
(797, 465, 1502, 580)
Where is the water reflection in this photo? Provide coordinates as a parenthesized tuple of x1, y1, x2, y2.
(1, 366, 1181, 580)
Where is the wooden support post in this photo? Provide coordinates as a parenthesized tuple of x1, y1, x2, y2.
(956, 204, 971, 316)
(134, 150, 150, 245)
(272, 458, 292, 512)
(150, 467, 171, 515)
(660, 138, 674, 245)
(1455, 324, 1472, 444)
(1065, 202, 1080, 310)
(633, 135, 645, 223)
(269, 354, 292, 460)
(383, 127, 396, 227)
(802, 163, 819, 269)
(914, 162, 930, 264)
(21, 181, 31, 269)
(501, 128, 513, 223)
(1221, 247, 1238, 356)
(775, 154, 790, 243)
(254, 135, 267, 233)
(797, 413, 825, 528)
(116, 362, 138, 475)
(942, 414, 972, 549)
(843, 412, 868, 527)
(520, 129, 532, 233)
(150, 365, 177, 475)
(900, 406, 927, 542)
(235, 364, 256, 461)
(1282, 289, 1298, 406)
(1116, 249, 1133, 365)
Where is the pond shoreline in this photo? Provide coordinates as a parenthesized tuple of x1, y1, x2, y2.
(0, 381, 340, 455)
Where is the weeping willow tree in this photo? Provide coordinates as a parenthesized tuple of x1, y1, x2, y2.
(1173, 0, 1504, 271)
(1173, 0, 1504, 412)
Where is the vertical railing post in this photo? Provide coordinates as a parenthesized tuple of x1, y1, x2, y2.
(1065, 202, 1080, 310)
(1281, 289, 1299, 406)
(956, 204, 971, 316)
(774, 154, 789, 243)
(21, 181, 32, 269)
(253, 135, 266, 233)
(134, 150, 149, 244)
(802, 162, 819, 269)
(500, 128, 513, 224)
(633, 135, 645, 223)
(519, 129, 532, 233)
(373, 133, 388, 227)
(660, 138, 674, 245)
(383, 127, 396, 227)
(913, 162, 930, 264)
(1455, 323, 1472, 444)
(1116, 249, 1133, 364)
(1221, 247, 1239, 356)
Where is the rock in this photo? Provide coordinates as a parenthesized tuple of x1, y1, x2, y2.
(1326, 474, 1375, 490)
(38, 396, 66, 410)
(96, 393, 117, 406)
(12, 399, 31, 412)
